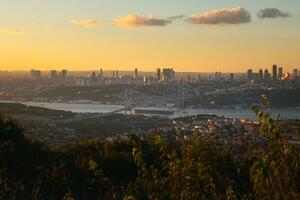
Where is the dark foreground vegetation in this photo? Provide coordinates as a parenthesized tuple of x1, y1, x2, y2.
(0, 108, 300, 199)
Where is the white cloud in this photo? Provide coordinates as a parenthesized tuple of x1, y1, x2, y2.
(113, 14, 172, 27)
(70, 19, 102, 28)
(188, 7, 251, 25)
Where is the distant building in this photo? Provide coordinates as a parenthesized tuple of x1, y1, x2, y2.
(215, 72, 221, 80)
(157, 68, 161, 81)
(292, 69, 298, 79)
(278, 67, 283, 79)
(99, 69, 103, 78)
(272, 65, 277, 81)
(30, 69, 42, 78)
(116, 70, 119, 79)
(134, 68, 138, 79)
(197, 74, 202, 82)
(258, 69, 263, 82)
(162, 68, 175, 82)
(112, 70, 115, 78)
(230, 73, 234, 82)
(187, 75, 191, 83)
(143, 76, 149, 85)
(50, 70, 58, 79)
(264, 69, 271, 82)
(61, 70, 67, 79)
(90, 72, 97, 84)
(247, 69, 253, 80)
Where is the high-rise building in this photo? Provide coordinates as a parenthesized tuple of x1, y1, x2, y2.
(197, 74, 202, 82)
(116, 70, 119, 79)
(61, 70, 67, 79)
(90, 72, 97, 84)
(99, 69, 103, 78)
(134, 68, 138, 79)
(230, 73, 234, 82)
(292, 69, 298, 79)
(157, 68, 161, 81)
(215, 72, 221, 80)
(258, 69, 263, 82)
(30, 69, 42, 78)
(247, 69, 253, 80)
(162, 68, 175, 82)
(278, 67, 283, 80)
(143, 76, 149, 85)
(264, 69, 271, 82)
(50, 70, 58, 79)
(112, 70, 115, 78)
(272, 65, 277, 81)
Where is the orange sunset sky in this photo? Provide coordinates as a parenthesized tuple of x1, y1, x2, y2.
(0, 0, 299, 72)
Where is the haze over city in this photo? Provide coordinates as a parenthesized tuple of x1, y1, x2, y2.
(1, 0, 300, 72)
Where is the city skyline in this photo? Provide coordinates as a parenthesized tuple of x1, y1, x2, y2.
(1, 1, 300, 72)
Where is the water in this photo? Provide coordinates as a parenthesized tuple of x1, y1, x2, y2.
(1, 101, 299, 120)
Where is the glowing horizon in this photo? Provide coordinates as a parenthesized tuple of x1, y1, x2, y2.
(0, 1, 299, 72)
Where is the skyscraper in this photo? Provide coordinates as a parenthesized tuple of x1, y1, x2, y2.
(292, 69, 298, 79)
(272, 64, 277, 81)
(157, 68, 161, 81)
(134, 68, 138, 79)
(61, 70, 68, 79)
(264, 69, 270, 82)
(162, 68, 175, 82)
(99, 69, 103, 78)
(30, 69, 42, 78)
(247, 69, 253, 80)
(258, 69, 263, 82)
(230, 73, 234, 82)
(50, 70, 58, 79)
(278, 67, 283, 80)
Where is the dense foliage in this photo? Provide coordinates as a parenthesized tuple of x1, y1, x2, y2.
(0, 109, 300, 199)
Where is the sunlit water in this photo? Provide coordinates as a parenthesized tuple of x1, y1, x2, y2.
(1, 101, 300, 120)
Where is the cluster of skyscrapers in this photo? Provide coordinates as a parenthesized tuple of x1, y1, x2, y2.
(31, 69, 68, 79)
(247, 65, 299, 82)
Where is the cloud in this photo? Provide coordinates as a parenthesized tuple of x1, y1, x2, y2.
(188, 7, 251, 25)
(113, 14, 172, 27)
(168, 15, 185, 20)
(70, 19, 102, 28)
(257, 8, 291, 19)
(0, 27, 24, 34)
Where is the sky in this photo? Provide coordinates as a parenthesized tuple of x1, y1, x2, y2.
(0, 0, 299, 72)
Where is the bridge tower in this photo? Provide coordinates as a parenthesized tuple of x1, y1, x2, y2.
(124, 87, 134, 115)
(177, 83, 185, 108)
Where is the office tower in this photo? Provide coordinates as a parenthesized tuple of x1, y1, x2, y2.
(61, 70, 67, 79)
(50, 70, 58, 79)
(278, 67, 283, 80)
(116, 70, 119, 79)
(247, 69, 253, 80)
(90, 72, 97, 84)
(258, 69, 263, 82)
(134, 68, 138, 79)
(30, 69, 42, 78)
(272, 64, 277, 81)
(157, 68, 161, 81)
(143, 76, 149, 85)
(292, 69, 298, 79)
(99, 69, 103, 78)
(197, 74, 202, 81)
(214, 72, 221, 80)
(230, 73, 234, 82)
(112, 70, 115, 78)
(264, 69, 270, 82)
(162, 68, 175, 82)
